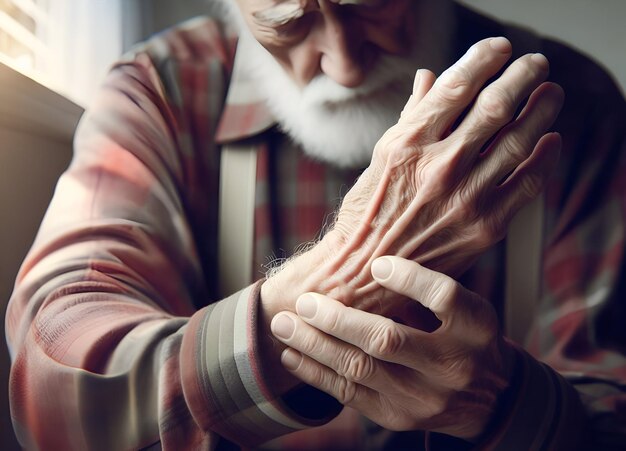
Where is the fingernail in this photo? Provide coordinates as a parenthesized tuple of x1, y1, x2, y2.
(531, 53, 549, 70)
(489, 37, 511, 53)
(281, 348, 302, 371)
(271, 314, 295, 340)
(371, 257, 393, 281)
(296, 294, 317, 319)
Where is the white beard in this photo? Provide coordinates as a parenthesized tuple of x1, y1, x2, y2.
(239, 30, 416, 168)
(216, 0, 455, 168)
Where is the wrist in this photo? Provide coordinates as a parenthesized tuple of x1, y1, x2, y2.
(261, 229, 384, 312)
(260, 232, 338, 316)
(258, 237, 341, 394)
(257, 228, 392, 392)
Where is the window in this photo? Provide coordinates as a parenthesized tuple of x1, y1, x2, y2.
(0, 0, 123, 106)
(0, 0, 48, 75)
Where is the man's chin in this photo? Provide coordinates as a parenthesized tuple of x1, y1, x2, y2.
(265, 62, 415, 167)
(288, 129, 378, 169)
(274, 96, 403, 169)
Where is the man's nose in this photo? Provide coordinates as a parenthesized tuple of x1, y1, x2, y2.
(314, 2, 367, 88)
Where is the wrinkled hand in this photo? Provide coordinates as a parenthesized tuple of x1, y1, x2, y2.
(271, 256, 515, 440)
(260, 37, 560, 394)
(266, 37, 564, 313)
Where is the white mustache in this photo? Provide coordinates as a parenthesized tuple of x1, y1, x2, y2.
(300, 55, 415, 107)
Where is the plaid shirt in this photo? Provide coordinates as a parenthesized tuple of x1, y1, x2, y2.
(6, 5, 626, 450)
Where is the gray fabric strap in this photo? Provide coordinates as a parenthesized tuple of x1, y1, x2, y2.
(218, 143, 257, 296)
(505, 194, 544, 344)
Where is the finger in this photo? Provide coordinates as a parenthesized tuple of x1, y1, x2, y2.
(476, 82, 564, 186)
(272, 312, 420, 395)
(292, 293, 479, 380)
(371, 257, 495, 335)
(271, 309, 410, 390)
(490, 131, 561, 223)
(405, 37, 513, 140)
(272, 293, 416, 370)
(451, 53, 551, 155)
(280, 347, 384, 414)
(289, 291, 494, 387)
(281, 348, 455, 432)
(291, 293, 440, 370)
(400, 69, 436, 119)
(413, 68, 437, 103)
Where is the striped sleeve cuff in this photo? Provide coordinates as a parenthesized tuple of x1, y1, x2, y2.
(478, 346, 590, 451)
(181, 281, 336, 447)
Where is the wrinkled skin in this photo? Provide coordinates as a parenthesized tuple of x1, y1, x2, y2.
(262, 37, 563, 315)
(272, 256, 514, 440)
(236, 0, 416, 87)
(263, 36, 564, 438)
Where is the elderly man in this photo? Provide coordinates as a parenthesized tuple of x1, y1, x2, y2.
(5, 0, 626, 449)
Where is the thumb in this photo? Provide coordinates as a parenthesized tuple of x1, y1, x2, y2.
(371, 256, 457, 318)
(371, 256, 495, 336)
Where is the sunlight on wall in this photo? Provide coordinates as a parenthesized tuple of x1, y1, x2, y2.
(0, 0, 123, 106)
(458, 0, 626, 93)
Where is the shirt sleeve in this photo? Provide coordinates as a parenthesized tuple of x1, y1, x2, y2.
(4, 20, 334, 450)
(181, 282, 338, 448)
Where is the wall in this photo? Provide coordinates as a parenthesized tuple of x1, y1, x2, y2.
(458, 0, 626, 92)
(0, 63, 81, 451)
(133, 1, 626, 92)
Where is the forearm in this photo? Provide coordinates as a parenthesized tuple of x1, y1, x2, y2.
(259, 232, 343, 393)
(7, 250, 330, 449)
(5, 44, 327, 448)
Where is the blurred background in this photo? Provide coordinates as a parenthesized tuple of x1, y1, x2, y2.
(0, 0, 624, 107)
(0, 0, 624, 449)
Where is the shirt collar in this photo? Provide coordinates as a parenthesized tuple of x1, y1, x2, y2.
(215, 36, 277, 143)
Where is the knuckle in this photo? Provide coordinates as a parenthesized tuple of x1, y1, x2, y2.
(335, 377, 357, 405)
(476, 87, 513, 127)
(386, 142, 412, 165)
(367, 318, 404, 358)
(341, 350, 374, 383)
(436, 67, 472, 103)
(375, 133, 415, 165)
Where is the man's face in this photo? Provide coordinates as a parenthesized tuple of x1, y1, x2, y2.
(227, 0, 453, 167)
(234, 0, 415, 88)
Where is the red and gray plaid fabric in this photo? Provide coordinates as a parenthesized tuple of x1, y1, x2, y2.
(6, 5, 626, 450)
